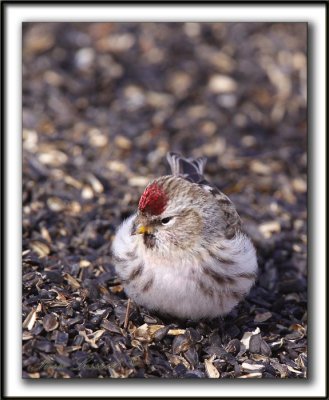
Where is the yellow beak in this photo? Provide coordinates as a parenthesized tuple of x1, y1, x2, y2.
(133, 225, 153, 235)
(137, 225, 152, 235)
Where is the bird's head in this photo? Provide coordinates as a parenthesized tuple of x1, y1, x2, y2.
(132, 178, 204, 254)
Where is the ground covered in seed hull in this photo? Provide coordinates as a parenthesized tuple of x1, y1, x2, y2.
(22, 22, 307, 379)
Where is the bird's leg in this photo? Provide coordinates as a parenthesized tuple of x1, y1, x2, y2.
(217, 316, 226, 340)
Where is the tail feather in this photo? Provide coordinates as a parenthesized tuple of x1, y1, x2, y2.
(166, 152, 207, 182)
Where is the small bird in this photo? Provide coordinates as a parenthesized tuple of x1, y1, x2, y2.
(112, 152, 258, 320)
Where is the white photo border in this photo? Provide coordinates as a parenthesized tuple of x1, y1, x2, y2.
(3, 2, 327, 398)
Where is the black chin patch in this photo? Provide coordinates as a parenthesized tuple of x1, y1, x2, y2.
(143, 233, 156, 249)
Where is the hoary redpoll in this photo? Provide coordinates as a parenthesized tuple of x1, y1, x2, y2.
(112, 152, 258, 320)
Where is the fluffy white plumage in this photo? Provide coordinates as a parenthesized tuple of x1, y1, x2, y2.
(112, 215, 257, 320)
(112, 152, 258, 320)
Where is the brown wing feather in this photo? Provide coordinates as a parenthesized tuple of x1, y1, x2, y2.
(167, 152, 241, 238)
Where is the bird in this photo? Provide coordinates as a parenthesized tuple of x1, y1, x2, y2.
(112, 152, 258, 320)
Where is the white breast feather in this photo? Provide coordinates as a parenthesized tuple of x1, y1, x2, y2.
(112, 214, 258, 320)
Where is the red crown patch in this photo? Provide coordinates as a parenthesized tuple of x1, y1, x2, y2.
(138, 182, 168, 215)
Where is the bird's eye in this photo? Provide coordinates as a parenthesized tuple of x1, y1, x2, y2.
(161, 217, 172, 225)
